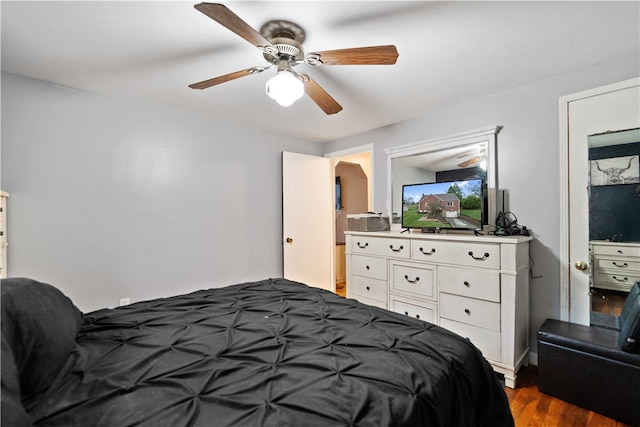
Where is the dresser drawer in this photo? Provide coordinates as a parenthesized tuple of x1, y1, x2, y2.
(390, 296, 437, 324)
(439, 266, 500, 302)
(594, 271, 640, 292)
(390, 261, 436, 300)
(592, 244, 640, 258)
(352, 255, 388, 280)
(439, 293, 500, 331)
(411, 240, 500, 269)
(439, 318, 501, 362)
(594, 257, 640, 272)
(351, 236, 410, 259)
(351, 275, 388, 303)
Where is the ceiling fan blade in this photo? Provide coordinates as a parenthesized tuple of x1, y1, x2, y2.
(194, 3, 277, 54)
(189, 66, 268, 90)
(457, 156, 482, 168)
(300, 74, 343, 115)
(305, 45, 399, 66)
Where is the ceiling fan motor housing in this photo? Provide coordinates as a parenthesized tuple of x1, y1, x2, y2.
(265, 37, 304, 64)
(260, 20, 306, 64)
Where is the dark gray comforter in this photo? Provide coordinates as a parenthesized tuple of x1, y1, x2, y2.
(4, 277, 514, 426)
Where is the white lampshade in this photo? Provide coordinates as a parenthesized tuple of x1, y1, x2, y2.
(266, 70, 304, 107)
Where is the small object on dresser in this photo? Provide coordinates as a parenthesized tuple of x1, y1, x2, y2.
(347, 213, 390, 232)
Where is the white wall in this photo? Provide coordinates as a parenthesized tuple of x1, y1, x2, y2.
(322, 53, 640, 358)
(1, 72, 322, 312)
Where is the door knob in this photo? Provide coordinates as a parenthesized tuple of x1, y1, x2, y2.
(286, 237, 293, 244)
(575, 261, 588, 271)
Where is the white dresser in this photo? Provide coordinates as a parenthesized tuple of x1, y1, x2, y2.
(590, 241, 640, 292)
(345, 230, 531, 388)
(0, 191, 8, 279)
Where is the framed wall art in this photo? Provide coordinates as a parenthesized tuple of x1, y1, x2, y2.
(589, 154, 639, 186)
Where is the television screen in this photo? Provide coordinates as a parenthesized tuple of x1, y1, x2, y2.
(401, 178, 484, 230)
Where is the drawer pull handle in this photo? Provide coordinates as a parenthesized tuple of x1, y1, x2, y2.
(612, 276, 628, 283)
(404, 275, 420, 284)
(404, 311, 409, 316)
(357, 242, 369, 249)
(419, 247, 436, 256)
(464, 281, 471, 287)
(464, 308, 471, 315)
(618, 250, 623, 254)
(366, 265, 370, 270)
(389, 244, 404, 252)
(468, 251, 490, 261)
(366, 286, 370, 291)
(415, 314, 420, 319)
(612, 262, 628, 268)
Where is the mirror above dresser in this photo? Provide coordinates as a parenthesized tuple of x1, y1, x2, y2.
(384, 126, 501, 231)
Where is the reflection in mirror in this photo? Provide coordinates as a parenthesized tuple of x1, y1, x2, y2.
(385, 126, 500, 232)
(392, 143, 487, 225)
(588, 127, 640, 327)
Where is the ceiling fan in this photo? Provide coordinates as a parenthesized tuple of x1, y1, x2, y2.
(188, 3, 399, 114)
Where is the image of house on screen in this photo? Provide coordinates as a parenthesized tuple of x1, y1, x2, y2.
(418, 193, 460, 218)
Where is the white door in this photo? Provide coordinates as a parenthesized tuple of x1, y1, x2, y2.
(282, 151, 335, 291)
(563, 79, 640, 324)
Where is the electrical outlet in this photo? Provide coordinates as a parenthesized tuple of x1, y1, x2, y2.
(119, 298, 130, 307)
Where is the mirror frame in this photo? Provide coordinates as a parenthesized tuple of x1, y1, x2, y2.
(384, 125, 501, 231)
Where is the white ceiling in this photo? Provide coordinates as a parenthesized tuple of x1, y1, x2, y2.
(2, 1, 639, 143)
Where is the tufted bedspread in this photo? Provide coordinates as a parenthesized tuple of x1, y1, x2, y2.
(27, 278, 513, 426)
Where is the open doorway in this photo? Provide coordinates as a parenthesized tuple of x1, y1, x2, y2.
(327, 147, 372, 297)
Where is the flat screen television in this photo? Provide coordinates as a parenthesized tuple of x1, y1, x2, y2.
(401, 178, 485, 231)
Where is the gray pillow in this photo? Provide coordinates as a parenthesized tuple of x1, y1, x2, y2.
(617, 282, 640, 353)
(1, 278, 84, 407)
(1, 335, 33, 426)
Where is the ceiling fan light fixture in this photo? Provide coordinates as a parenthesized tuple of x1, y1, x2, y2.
(266, 69, 304, 107)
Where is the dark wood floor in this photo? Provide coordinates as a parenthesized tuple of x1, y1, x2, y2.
(591, 288, 627, 316)
(506, 366, 630, 427)
(336, 280, 346, 297)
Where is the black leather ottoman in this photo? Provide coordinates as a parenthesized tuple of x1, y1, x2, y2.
(537, 319, 640, 426)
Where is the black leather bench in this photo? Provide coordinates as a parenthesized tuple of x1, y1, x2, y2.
(537, 283, 640, 427)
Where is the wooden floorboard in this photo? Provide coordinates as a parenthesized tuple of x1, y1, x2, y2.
(336, 280, 346, 297)
(505, 366, 630, 427)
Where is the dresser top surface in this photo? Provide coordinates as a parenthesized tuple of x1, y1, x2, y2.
(345, 230, 532, 244)
(590, 240, 640, 247)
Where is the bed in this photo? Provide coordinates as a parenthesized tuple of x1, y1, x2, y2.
(2, 277, 514, 426)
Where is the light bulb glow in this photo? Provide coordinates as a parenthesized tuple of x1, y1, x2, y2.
(266, 70, 304, 107)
